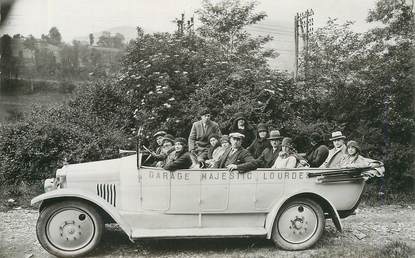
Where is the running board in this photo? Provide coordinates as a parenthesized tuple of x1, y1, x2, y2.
(131, 227, 267, 239)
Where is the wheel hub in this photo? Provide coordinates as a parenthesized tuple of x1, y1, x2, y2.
(46, 209, 95, 251)
(278, 204, 318, 244)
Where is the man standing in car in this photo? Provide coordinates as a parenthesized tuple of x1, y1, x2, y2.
(188, 108, 222, 162)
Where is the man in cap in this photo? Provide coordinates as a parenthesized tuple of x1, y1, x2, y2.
(153, 130, 167, 154)
(188, 107, 222, 161)
(255, 130, 284, 168)
(320, 131, 347, 168)
(151, 134, 175, 167)
(217, 132, 257, 172)
(306, 132, 329, 167)
(143, 130, 166, 165)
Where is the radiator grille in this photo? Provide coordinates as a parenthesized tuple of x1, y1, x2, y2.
(96, 184, 116, 207)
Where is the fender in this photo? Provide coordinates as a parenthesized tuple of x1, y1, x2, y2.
(264, 191, 343, 239)
(31, 188, 132, 238)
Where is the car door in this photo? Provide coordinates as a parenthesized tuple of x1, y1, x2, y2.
(255, 169, 285, 210)
(168, 169, 200, 213)
(200, 169, 230, 211)
(227, 170, 257, 212)
(140, 167, 170, 211)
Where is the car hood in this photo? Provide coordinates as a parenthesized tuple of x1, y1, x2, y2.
(57, 154, 136, 182)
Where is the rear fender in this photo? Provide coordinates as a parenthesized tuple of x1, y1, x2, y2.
(264, 192, 342, 239)
(31, 189, 132, 238)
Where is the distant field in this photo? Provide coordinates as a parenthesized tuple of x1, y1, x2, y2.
(0, 91, 72, 122)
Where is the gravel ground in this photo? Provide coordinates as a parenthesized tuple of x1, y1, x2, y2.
(0, 205, 414, 258)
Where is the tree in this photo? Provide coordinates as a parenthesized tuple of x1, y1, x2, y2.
(112, 33, 125, 48)
(34, 47, 57, 77)
(0, 34, 15, 79)
(97, 31, 125, 48)
(23, 35, 37, 54)
(89, 33, 94, 46)
(48, 27, 62, 45)
(197, 0, 270, 60)
(120, 0, 289, 139)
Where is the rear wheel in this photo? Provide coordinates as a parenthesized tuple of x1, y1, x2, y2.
(272, 198, 325, 250)
(36, 200, 103, 257)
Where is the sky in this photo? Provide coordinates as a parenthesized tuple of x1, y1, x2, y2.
(0, 0, 379, 71)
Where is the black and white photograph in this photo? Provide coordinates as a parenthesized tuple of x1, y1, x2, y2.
(0, 0, 414, 257)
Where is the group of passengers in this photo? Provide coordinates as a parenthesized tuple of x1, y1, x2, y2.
(145, 108, 382, 172)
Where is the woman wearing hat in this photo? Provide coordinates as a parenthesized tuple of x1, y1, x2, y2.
(205, 135, 230, 168)
(247, 123, 271, 159)
(339, 141, 384, 171)
(272, 137, 309, 169)
(163, 137, 194, 171)
(229, 112, 256, 149)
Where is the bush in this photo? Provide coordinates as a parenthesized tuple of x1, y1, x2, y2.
(0, 79, 130, 185)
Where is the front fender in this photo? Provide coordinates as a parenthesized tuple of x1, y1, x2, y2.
(264, 191, 343, 239)
(31, 189, 132, 238)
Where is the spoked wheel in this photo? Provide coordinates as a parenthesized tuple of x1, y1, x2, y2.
(36, 200, 103, 257)
(272, 198, 325, 250)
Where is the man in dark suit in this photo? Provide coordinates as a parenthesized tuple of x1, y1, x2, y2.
(218, 132, 257, 173)
(188, 108, 222, 161)
(255, 130, 284, 168)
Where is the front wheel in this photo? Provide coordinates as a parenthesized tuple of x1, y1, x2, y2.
(272, 198, 325, 250)
(36, 200, 103, 257)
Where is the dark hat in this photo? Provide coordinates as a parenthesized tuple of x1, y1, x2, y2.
(310, 132, 321, 142)
(198, 107, 210, 117)
(257, 123, 268, 132)
(234, 112, 245, 122)
(329, 131, 346, 141)
(347, 140, 361, 153)
(162, 134, 175, 144)
(153, 130, 167, 138)
(267, 130, 283, 140)
(229, 132, 245, 139)
(220, 135, 230, 143)
(174, 137, 187, 146)
(209, 134, 220, 141)
(281, 137, 293, 148)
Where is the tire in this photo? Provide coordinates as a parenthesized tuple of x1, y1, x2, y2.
(36, 200, 103, 257)
(272, 198, 325, 250)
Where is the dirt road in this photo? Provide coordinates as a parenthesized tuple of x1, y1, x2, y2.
(0, 205, 414, 258)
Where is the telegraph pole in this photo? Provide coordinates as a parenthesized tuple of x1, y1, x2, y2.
(294, 9, 314, 81)
(175, 13, 194, 36)
(294, 13, 299, 81)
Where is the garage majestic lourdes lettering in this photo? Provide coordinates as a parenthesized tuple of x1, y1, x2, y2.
(145, 171, 306, 181)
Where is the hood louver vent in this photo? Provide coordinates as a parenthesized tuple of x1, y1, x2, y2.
(96, 184, 116, 207)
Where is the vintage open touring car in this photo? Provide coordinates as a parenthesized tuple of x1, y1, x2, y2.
(31, 148, 383, 257)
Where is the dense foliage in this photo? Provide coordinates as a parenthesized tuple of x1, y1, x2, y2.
(296, 0, 414, 190)
(0, 0, 413, 192)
